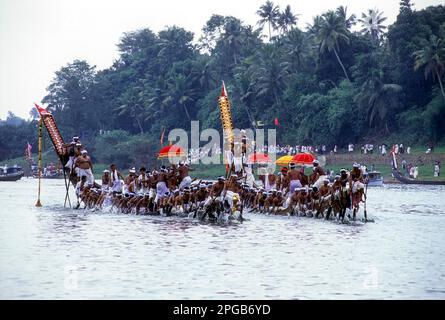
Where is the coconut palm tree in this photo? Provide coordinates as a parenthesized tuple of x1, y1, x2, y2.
(413, 35, 445, 102)
(336, 6, 356, 30)
(317, 11, 351, 81)
(162, 75, 195, 121)
(221, 18, 244, 65)
(307, 15, 323, 37)
(252, 46, 290, 106)
(277, 5, 298, 34)
(116, 86, 146, 134)
(358, 9, 387, 44)
(355, 72, 403, 133)
(283, 28, 307, 71)
(256, 1, 280, 41)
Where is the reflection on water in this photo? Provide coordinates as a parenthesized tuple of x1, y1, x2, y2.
(0, 178, 445, 299)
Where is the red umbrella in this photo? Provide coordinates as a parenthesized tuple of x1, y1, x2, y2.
(158, 145, 185, 159)
(248, 153, 271, 164)
(291, 153, 315, 165)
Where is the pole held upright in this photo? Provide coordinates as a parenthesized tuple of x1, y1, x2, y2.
(35, 117, 43, 207)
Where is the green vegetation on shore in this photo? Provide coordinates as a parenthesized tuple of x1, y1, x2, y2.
(1, 1, 445, 170)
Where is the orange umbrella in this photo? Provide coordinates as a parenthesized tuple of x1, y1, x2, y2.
(248, 153, 271, 164)
(291, 153, 315, 165)
(157, 145, 185, 159)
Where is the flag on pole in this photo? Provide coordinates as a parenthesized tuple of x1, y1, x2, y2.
(25, 142, 32, 160)
(221, 80, 228, 97)
(160, 127, 166, 145)
(34, 103, 51, 116)
(27, 142, 32, 157)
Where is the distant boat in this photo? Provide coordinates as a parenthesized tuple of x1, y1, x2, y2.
(367, 171, 383, 186)
(0, 165, 24, 181)
(391, 168, 445, 185)
(390, 151, 445, 185)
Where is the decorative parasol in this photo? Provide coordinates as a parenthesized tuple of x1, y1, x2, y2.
(275, 155, 294, 166)
(157, 145, 185, 159)
(291, 153, 315, 165)
(248, 153, 271, 164)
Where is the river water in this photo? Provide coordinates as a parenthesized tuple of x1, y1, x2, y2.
(0, 178, 444, 299)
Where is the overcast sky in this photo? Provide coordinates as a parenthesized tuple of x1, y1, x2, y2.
(0, 0, 441, 119)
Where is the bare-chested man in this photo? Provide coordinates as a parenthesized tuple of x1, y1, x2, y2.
(312, 160, 327, 188)
(195, 184, 208, 210)
(136, 167, 149, 195)
(155, 166, 169, 212)
(75, 150, 94, 188)
(350, 163, 365, 220)
(109, 164, 124, 193)
(289, 189, 300, 215)
(178, 162, 193, 190)
(101, 169, 110, 188)
(222, 174, 243, 215)
(272, 190, 285, 214)
(288, 163, 302, 193)
(264, 189, 276, 213)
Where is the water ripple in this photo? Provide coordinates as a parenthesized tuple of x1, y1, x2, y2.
(0, 179, 444, 299)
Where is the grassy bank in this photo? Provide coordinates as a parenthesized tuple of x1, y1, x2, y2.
(3, 144, 443, 182)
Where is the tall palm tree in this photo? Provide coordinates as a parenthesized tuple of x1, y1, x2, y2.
(355, 72, 403, 133)
(256, 1, 280, 41)
(336, 6, 356, 30)
(277, 5, 298, 34)
(221, 18, 244, 65)
(163, 75, 195, 121)
(317, 11, 351, 81)
(283, 28, 306, 71)
(307, 15, 323, 37)
(116, 86, 146, 134)
(191, 58, 216, 91)
(358, 9, 387, 44)
(234, 69, 258, 130)
(413, 35, 445, 102)
(253, 46, 290, 106)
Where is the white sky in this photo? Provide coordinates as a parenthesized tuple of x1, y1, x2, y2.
(0, 0, 442, 119)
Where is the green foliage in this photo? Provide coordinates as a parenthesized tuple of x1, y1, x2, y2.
(2, 4, 445, 163)
(92, 130, 158, 169)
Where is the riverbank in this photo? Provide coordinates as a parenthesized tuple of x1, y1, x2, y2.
(3, 146, 444, 182)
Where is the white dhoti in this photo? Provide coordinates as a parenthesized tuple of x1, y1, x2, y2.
(246, 172, 255, 188)
(289, 180, 302, 193)
(65, 156, 75, 170)
(111, 180, 123, 193)
(178, 176, 192, 190)
(77, 168, 94, 186)
(155, 182, 169, 202)
(149, 188, 156, 200)
(313, 175, 327, 189)
(283, 196, 291, 209)
(137, 187, 149, 196)
(224, 190, 240, 209)
(352, 181, 365, 193)
(233, 156, 243, 173)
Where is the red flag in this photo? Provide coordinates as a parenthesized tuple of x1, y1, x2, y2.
(221, 81, 228, 98)
(34, 103, 50, 116)
(274, 118, 279, 126)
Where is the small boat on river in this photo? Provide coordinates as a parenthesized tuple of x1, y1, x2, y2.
(367, 171, 383, 186)
(0, 165, 24, 182)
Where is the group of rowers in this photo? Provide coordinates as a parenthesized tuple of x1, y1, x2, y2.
(72, 150, 368, 222)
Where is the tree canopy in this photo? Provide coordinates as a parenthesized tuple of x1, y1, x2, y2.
(2, 2, 445, 164)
